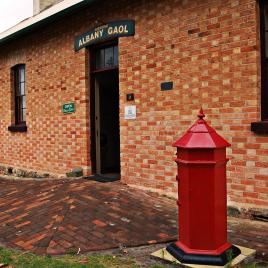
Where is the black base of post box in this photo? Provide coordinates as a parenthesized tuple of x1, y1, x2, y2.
(166, 243, 241, 266)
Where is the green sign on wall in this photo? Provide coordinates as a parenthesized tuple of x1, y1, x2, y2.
(62, 102, 75, 114)
(74, 20, 135, 51)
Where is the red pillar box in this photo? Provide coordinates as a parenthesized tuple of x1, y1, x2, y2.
(167, 109, 241, 266)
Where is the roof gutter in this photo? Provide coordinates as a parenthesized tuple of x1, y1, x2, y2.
(0, 0, 97, 46)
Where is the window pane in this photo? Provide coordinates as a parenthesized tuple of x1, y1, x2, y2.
(96, 49, 105, 69)
(14, 70, 19, 90)
(16, 96, 20, 111)
(22, 108, 26, 122)
(22, 96, 26, 109)
(114, 46, 118, 66)
(13, 69, 17, 83)
(20, 82, 25, 95)
(19, 67, 25, 82)
(94, 46, 118, 70)
(15, 96, 21, 123)
(15, 84, 20, 96)
(105, 47, 113, 68)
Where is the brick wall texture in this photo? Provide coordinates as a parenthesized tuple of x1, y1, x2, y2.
(0, 0, 267, 211)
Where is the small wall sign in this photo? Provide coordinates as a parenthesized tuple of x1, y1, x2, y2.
(62, 102, 75, 114)
(124, 105, 136, 120)
(126, 93, 135, 101)
(161, 82, 173, 91)
(74, 20, 135, 51)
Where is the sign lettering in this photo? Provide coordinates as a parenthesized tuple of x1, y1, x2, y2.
(74, 20, 135, 51)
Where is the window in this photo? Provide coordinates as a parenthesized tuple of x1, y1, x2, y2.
(251, 1, 268, 133)
(94, 45, 118, 71)
(14, 65, 26, 124)
(8, 64, 27, 132)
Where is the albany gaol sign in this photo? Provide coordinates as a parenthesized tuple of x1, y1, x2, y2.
(74, 20, 135, 51)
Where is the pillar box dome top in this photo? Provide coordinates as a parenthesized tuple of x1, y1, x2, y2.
(173, 109, 230, 149)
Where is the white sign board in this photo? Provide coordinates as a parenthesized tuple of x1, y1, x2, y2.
(124, 105, 136, 120)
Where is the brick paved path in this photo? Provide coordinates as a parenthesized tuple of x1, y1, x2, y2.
(0, 178, 267, 261)
(0, 178, 177, 255)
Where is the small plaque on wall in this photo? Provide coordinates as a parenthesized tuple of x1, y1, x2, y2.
(126, 93, 135, 101)
(62, 102, 75, 114)
(161, 82, 173, 91)
(124, 105, 136, 120)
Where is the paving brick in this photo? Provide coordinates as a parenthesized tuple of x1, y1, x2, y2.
(92, 220, 107, 228)
(0, 178, 266, 261)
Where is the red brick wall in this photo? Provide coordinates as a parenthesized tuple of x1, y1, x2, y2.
(119, 0, 268, 211)
(0, 0, 267, 210)
(0, 16, 90, 176)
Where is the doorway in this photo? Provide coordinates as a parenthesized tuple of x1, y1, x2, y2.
(90, 43, 120, 176)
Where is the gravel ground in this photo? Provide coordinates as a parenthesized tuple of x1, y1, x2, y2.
(86, 242, 268, 268)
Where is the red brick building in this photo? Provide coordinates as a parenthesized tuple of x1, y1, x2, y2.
(0, 0, 267, 214)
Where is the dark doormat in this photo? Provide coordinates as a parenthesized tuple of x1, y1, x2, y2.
(84, 173, 120, 183)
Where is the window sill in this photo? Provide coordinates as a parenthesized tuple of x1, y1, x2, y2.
(8, 125, 27, 133)
(251, 121, 268, 134)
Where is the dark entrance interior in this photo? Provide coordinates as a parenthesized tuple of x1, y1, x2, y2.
(95, 70, 120, 174)
(90, 43, 120, 176)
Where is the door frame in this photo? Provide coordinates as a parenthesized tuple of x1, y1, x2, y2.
(89, 40, 119, 175)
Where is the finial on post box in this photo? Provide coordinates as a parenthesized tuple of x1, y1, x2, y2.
(173, 108, 230, 149)
(197, 107, 205, 120)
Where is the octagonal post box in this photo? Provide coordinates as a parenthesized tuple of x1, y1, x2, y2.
(167, 109, 241, 265)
